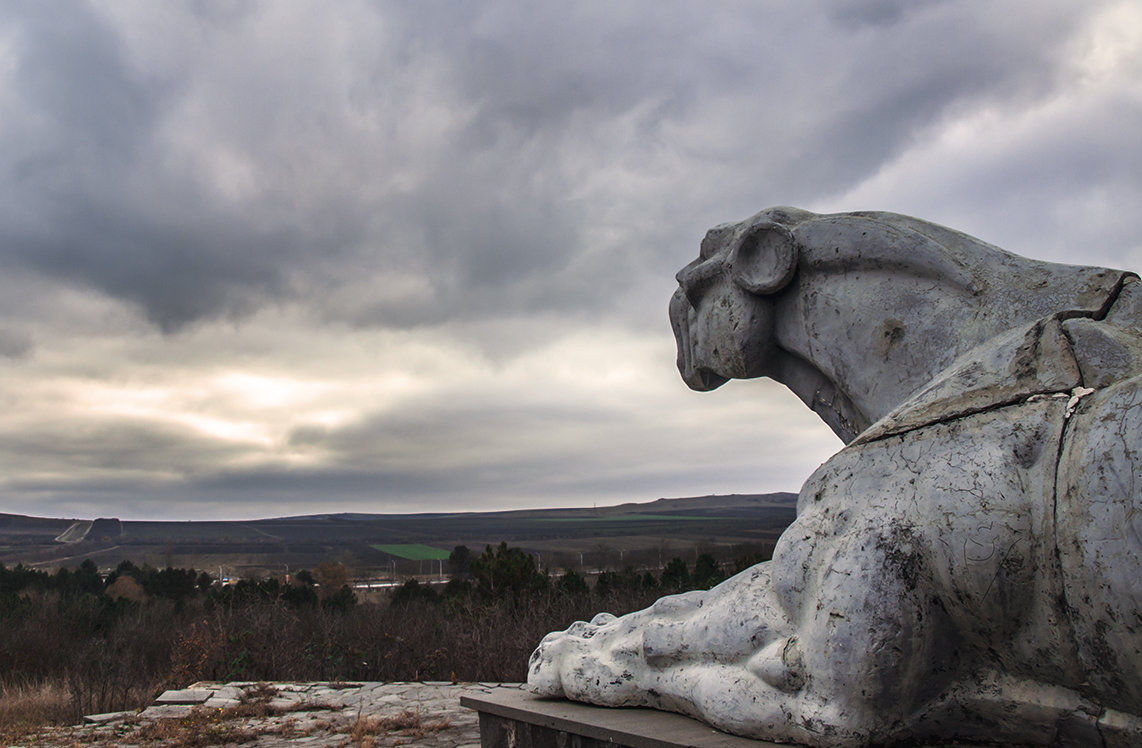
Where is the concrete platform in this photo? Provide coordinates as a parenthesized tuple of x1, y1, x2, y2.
(460, 689, 782, 748)
(154, 687, 214, 704)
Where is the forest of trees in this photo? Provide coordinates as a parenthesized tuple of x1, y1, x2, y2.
(0, 541, 769, 734)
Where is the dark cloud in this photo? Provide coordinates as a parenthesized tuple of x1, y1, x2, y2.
(1, 1, 1112, 334)
(826, 0, 940, 29)
(5, 2, 161, 159)
(0, 416, 256, 474)
(0, 3, 277, 332)
(7, 201, 298, 332)
(759, 3, 1092, 204)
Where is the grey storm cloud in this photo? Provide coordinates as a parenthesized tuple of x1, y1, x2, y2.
(0, 416, 250, 475)
(0, 0, 1139, 519)
(1, 0, 1101, 333)
(3, 0, 635, 332)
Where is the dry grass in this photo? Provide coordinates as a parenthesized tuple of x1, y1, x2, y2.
(4, 684, 455, 748)
(0, 680, 77, 744)
(115, 703, 445, 748)
(344, 709, 451, 747)
(131, 708, 260, 747)
(113, 684, 336, 747)
(239, 681, 279, 702)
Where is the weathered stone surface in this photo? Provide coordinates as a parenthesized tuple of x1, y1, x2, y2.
(81, 710, 132, 724)
(138, 703, 196, 719)
(155, 687, 214, 704)
(31, 682, 521, 747)
(529, 207, 1142, 746)
(1055, 378, 1142, 712)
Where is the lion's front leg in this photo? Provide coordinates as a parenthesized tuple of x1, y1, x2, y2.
(527, 563, 799, 703)
(528, 558, 895, 747)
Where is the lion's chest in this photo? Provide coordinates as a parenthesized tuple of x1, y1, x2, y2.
(776, 397, 1069, 653)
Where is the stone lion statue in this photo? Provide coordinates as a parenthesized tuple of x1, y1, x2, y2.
(528, 208, 1142, 747)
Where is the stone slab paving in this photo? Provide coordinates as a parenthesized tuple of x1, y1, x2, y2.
(17, 681, 524, 747)
(154, 687, 215, 705)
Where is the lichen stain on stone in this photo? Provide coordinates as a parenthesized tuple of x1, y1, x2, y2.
(875, 317, 906, 358)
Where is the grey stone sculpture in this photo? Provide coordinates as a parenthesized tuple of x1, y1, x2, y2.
(528, 208, 1142, 747)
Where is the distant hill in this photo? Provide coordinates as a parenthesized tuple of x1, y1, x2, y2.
(0, 492, 798, 578)
(0, 513, 76, 534)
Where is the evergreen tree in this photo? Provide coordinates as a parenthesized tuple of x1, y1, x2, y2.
(660, 557, 691, 592)
(470, 542, 548, 601)
(692, 554, 724, 589)
(448, 545, 472, 579)
(556, 569, 589, 596)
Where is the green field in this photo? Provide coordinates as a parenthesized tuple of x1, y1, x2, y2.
(370, 543, 451, 560)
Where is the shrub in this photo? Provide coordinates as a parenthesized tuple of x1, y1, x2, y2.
(390, 579, 438, 607)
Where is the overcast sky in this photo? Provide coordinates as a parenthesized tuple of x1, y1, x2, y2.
(1, 1, 1140, 520)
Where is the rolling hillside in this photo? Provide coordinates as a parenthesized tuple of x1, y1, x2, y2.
(0, 492, 798, 578)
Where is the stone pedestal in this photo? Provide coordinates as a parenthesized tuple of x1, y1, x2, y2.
(460, 689, 777, 748)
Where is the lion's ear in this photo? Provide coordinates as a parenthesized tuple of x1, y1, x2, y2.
(729, 221, 798, 295)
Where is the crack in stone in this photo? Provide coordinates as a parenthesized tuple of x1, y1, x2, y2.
(1051, 384, 1095, 717)
(859, 389, 1073, 446)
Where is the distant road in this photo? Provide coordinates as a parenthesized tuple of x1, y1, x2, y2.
(34, 546, 122, 569)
